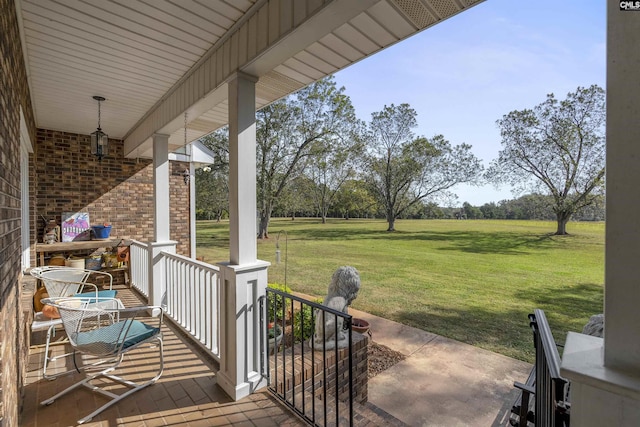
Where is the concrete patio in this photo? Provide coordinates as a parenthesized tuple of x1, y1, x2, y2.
(349, 307, 532, 427)
(22, 285, 531, 426)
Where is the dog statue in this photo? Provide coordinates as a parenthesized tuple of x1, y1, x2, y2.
(311, 266, 361, 350)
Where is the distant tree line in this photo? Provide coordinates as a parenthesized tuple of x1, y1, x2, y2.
(420, 194, 604, 222)
(196, 80, 605, 235)
(198, 176, 604, 223)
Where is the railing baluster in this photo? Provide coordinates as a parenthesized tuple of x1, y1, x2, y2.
(323, 310, 327, 427)
(291, 297, 295, 408)
(281, 293, 285, 401)
(301, 302, 306, 418)
(334, 313, 339, 427)
(348, 318, 353, 426)
(311, 306, 316, 424)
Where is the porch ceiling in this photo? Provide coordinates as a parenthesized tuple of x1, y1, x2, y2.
(17, 0, 484, 158)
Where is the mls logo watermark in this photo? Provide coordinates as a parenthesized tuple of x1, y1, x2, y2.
(620, 1, 640, 10)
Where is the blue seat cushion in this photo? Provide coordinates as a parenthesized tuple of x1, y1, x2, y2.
(75, 319, 159, 355)
(73, 289, 117, 302)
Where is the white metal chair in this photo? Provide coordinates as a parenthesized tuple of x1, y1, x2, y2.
(31, 312, 64, 379)
(30, 266, 117, 300)
(30, 266, 118, 379)
(40, 297, 164, 425)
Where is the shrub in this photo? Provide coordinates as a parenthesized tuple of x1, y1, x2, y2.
(266, 283, 292, 322)
(293, 298, 322, 342)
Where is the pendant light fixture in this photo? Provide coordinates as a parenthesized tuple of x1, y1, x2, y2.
(90, 95, 109, 161)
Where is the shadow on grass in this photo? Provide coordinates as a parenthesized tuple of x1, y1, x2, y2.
(390, 283, 602, 363)
(424, 230, 556, 255)
(394, 305, 536, 361)
(513, 281, 603, 328)
(299, 226, 558, 255)
(198, 219, 584, 255)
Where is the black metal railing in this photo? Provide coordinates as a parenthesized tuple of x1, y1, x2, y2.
(261, 288, 354, 427)
(529, 309, 570, 427)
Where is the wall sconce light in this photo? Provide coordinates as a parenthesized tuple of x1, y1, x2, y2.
(90, 96, 109, 161)
(183, 168, 190, 185)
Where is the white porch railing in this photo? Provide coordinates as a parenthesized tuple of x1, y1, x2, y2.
(128, 240, 221, 361)
(129, 240, 150, 298)
(163, 252, 221, 361)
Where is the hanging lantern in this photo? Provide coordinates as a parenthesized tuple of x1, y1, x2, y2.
(90, 95, 109, 161)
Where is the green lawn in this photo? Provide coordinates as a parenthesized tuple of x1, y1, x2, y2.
(196, 218, 604, 362)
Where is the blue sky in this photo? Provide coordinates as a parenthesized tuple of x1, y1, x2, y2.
(333, 0, 605, 206)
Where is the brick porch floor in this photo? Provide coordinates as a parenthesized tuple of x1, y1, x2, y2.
(21, 285, 306, 427)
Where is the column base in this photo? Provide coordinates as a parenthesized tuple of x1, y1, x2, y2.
(561, 332, 640, 426)
(216, 260, 270, 401)
(217, 370, 267, 401)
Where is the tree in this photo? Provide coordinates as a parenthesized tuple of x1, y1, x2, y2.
(333, 179, 378, 219)
(256, 77, 360, 238)
(487, 85, 605, 235)
(306, 128, 364, 223)
(462, 202, 483, 219)
(423, 201, 445, 219)
(275, 175, 316, 219)
(196, 130, 229, 221)
(479, 202, 501, 219)
(365, 103, 483, 231)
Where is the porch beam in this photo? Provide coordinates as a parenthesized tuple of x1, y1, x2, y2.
(123, 0, 378, 156)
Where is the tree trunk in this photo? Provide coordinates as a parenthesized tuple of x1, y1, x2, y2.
(258, 205, 272, 239)
(386, 207, 396, 231)
(555, 212, 570, 235)
(321, 215, 326, 224)
(387, 217, 396, 232)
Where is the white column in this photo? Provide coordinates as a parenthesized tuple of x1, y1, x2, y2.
(228, 72, 258, 265)
(561, 5, 640, 426)
(148, 134, 176, 311)
(216, 73, 269, 401)
(603, 3, 640, 371)
(153, 134, 171, 242)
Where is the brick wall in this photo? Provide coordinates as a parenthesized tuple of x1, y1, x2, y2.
(271, 332, 369, 406)
(34, 129, 191, 257)
(318, 333, 369, 404)
(0, 0, 37, 424)
(1, 0, 192, 421)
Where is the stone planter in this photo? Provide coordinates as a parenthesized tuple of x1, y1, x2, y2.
(268, 325, 283, 354)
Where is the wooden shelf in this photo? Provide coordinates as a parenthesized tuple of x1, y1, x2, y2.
(35, 240, 131, 286)
(35, 239, 122, 266)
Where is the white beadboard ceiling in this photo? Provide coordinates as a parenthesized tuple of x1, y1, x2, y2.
(16, 0, 485, 158)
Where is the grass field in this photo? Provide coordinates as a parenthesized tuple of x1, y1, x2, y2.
(196, 218, 604, 362)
